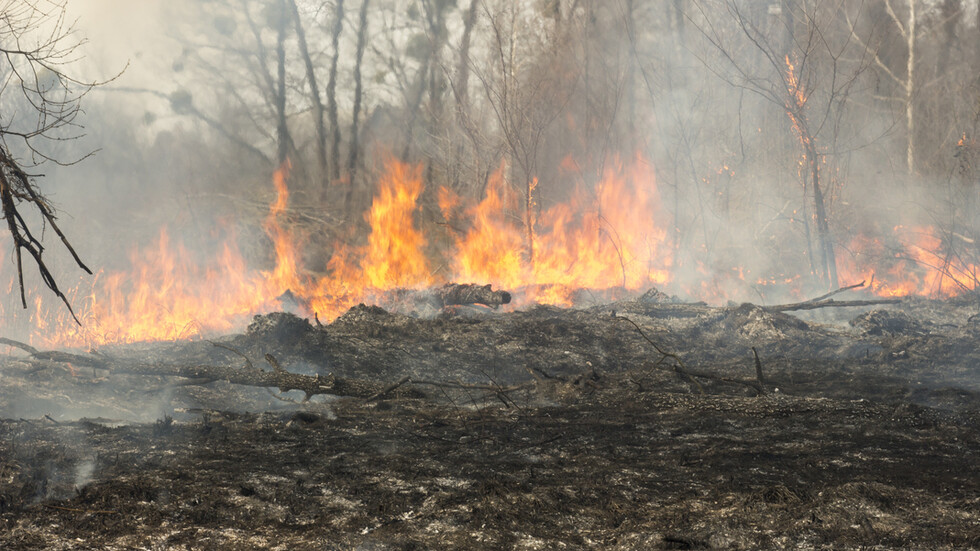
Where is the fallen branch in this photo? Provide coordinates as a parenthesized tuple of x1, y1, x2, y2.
(769, 298, 902, 312)
(764, 280, 902, 312)
(411, 379, 528, 393)
(0, 339, 423, 401)
(366, 375, 411, 401)
(804, 280, 867, 303)
(45, 504, 117, 515)
(616, 314, 767, 395)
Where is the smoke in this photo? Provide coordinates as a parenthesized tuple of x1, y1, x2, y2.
(72, 458, 96, 489)
(1, 0, 978, 348)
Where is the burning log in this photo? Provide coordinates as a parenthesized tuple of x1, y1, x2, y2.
(373, 283, 512, 316)
(433, 283, 511, 308)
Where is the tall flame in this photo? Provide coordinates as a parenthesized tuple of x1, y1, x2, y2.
(1, 154, 977, 349)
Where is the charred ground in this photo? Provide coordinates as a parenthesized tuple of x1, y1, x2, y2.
(1, 293, 979, 549)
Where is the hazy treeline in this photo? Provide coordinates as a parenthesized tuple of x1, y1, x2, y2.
(35, 0, 980, 291)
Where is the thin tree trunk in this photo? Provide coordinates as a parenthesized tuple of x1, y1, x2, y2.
(288, 0, 327, 184)
(673, 0, 685, 44)
(455, 0, 478, 111)
(936, 0, 960, 75)
(400, 1, 450, 162)
(809, 141, 837, 287)
(326, 0, 346, 183)
(624, 0, 636, 150)
(423, 5, 448, 187)
(275, 0, 289, 166)
(526, 177, 536, 265)
(905, 0, 916, 175)
(240, 0, 278, 113)
(450, 0, 480, 191)
(344, 0, 370, 218)
(400, 63, 430, 161)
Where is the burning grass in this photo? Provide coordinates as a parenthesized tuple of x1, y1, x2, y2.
(2, 156, 979, 350)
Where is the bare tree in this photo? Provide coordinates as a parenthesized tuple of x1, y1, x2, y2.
(326, 0, 345, 184)
(288, 0, 328, 182)
(842, 0, 919, 175)
(688, 0, 876, 288)
(0, 0, 97, 320)
(274, 0, 290, 165)
(475, 0, 574, 263)
(343, 0, 371, 218)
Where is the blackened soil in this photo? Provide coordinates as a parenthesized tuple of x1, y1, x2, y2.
(1, 295, 979, 549)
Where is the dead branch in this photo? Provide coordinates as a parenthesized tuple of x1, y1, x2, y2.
(1, 149, 90, 323)
(804, 280, 867, 303)
(0, 337, 38, 354)
(44, 504, 117, 515)
(616, 314, 767, 395)
(411, 379, 529, 393)
(762, 280, 903, 312)
(208, 340, 255, 369)
(769, 298, 902, 312)
(366, 375, 412, 401)
(0, 338, 423, 401)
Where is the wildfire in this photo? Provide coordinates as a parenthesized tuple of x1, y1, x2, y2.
(1, 154, 976, 349)
(838, 226, 979, 297)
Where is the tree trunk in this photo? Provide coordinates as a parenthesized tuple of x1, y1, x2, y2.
(275, 0, 289, 166)
(456, 0, 478, 109)
(240, 0, 278, 115)
(905, 0, 916, 175)
(808, 141, 838, 288)
(288, 0, 327, 185)
(936, 0, 960, 76)
(344, 0, 370, 218)
(449, 0, 480, 192)
(326, 0, 345, 184)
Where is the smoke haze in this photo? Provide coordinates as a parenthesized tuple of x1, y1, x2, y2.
(2, 0, 979, 346)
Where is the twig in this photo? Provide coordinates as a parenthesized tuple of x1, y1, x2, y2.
(44, 504, 117, 514)
(265, 353, 286, 374)
(208, 340, 255, 369)
(617, 314, 768, 395)
(265, 387, 301, 403)
(614, 314, 703, 393)
(366, 376, 411, 401)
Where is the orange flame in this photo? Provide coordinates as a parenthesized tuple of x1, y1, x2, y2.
(838, 225, 978, 297)
(448, 164, 526, 290)
(2, 154, 978, 349)
(446, 154, 672, 306)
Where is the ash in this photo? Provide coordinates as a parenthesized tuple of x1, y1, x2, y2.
(1, 293, 978, 550)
